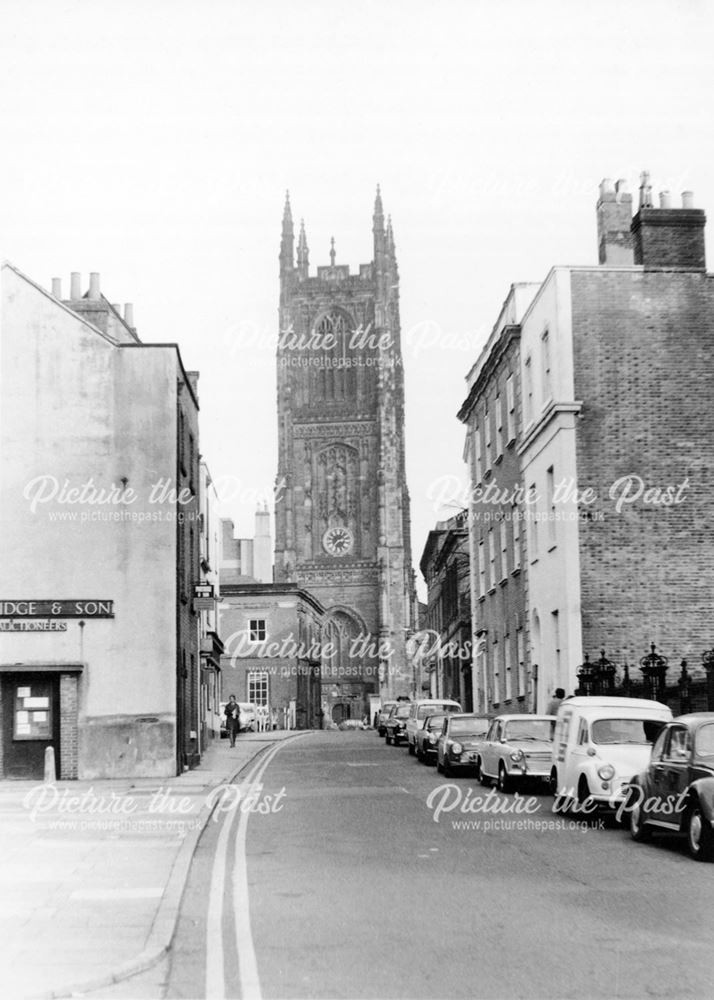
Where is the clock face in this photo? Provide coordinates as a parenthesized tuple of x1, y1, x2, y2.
(323, 526, 354, 557)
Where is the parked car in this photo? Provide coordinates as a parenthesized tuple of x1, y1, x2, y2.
(237, 702, 257, 732)
(478, 715, 556, 792)
(385, 703, 412, 745)
(627, 713, 714, 861)
(338, 718, 369, 731)
(550, 697, 672, 810)
(437, 714, 492, 776)
(405, 699, 461, 754)
(376, 701, 398, 737)
(415, 713, 447, 763)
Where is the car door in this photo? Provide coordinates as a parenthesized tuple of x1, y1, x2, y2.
(650, 724, 691, 827)
(482, 720, 501, 777)
(437, 718, 448, 765)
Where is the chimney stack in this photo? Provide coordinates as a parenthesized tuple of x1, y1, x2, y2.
(596, 177, 634, 265)
(88, 273, 101, 300)
(51, 278, 62, 299)
(124, 303, 134, 327)
(70, 272, 81, 299)
(631, 174, 706, 270)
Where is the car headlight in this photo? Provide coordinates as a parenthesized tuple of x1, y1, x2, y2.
(597, 764, 616, 781)
(451, 741, 463, 755)
(428, 733, 438, 744)
(510, 750, 524, 762)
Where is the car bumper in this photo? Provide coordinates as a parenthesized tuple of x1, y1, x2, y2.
(507, 764, 551, 780)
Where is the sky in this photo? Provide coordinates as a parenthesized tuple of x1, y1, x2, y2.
(1, 0, 713, 598)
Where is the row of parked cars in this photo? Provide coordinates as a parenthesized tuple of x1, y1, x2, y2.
(376, 696, 714, 861)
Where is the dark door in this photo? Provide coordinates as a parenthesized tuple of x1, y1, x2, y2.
(331, 702, 350, 724)
(2, 674, 60, 779)
(652, 724, 691, 826)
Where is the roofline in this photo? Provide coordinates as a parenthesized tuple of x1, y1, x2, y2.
(118, 342, 199, 410)
(2, 261, 119, 347)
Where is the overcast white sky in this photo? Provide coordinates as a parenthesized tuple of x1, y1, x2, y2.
(2, 0, 713, 596)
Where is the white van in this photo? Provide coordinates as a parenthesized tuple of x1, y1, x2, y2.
(405, 698, 461, 754)
(550, 696, 672, 808)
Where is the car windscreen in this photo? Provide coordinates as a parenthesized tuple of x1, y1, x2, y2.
(425, 715, 446, 730)
(417, 703, 459, 720)
(504, 720, 554, 742)
(695, 723, 714, 757)
(449, 718, 489, 735)
(394, 706, 411, 719)
(590, 718, 660, 745)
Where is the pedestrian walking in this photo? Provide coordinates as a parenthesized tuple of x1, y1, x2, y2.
(224, 695, 241, 747)
(546, 687, 565, 715)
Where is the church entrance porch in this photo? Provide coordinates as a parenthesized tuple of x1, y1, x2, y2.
(322, 680, 374, 726)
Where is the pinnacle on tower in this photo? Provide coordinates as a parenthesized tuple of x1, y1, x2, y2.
(373, 184, 385, 232)
(297, 218, 309, 276)
(386, 214, 395, 254)
(280, 190, 295, 272)
(329, 236, 336, 267)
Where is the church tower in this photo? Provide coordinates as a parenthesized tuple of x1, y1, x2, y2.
(275, 189, 416, 718)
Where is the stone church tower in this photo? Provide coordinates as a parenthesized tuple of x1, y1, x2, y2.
(274, 188, 416, 718)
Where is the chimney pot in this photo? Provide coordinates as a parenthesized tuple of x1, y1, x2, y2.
(599, 178, 615, 198)
(659, 191, 672, 209)
(89, 273, 101, 300)
(70, 272, 81, 299)
(51, 278, 62, 299)
(682, 190, 695, 209)
(124, 303, 134, 327)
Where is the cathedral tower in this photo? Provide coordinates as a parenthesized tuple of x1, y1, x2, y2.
(275, 189, 416, 718)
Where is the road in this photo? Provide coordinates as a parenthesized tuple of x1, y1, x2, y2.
(120, 730, 713, 1000)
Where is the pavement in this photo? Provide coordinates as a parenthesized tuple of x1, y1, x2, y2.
(0, 729, 302, 1000)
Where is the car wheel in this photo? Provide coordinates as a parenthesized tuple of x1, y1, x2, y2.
(629, 793, 651, 843)
(687, 802, 714, 862)
(474, 757, 482, 781)
(578, 776, 594, 811)
(385, 733, 393, 746)
(408, 741, 416, 756)
(443, 760, 452, 778)
(479, 766, 491, 787)
(416, 745, 424, 761)
(497, 762, 512, 794)
(436, 758, 444, 774)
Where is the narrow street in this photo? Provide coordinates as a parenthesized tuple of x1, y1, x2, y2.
(158, 732, 714, 1000)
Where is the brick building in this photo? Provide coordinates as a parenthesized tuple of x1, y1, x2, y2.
(457, 286, 539, 713)
(418, 513, 472, 709)
(459, 175, 714, 710)
(0, 265, 202, 778)
(219, 583, 323, 729)
(274, 189, 417, 719)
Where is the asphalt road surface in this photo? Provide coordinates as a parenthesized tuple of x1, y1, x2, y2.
(149, 731, 713, 999)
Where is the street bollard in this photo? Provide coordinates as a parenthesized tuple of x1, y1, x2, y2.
(44, 746, 57, 784)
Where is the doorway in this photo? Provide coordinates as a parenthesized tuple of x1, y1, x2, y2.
(1, 673, 60, 779)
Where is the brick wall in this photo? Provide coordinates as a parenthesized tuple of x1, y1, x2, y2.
(572, 269, 714, 675)
(59, 673, 78, 779)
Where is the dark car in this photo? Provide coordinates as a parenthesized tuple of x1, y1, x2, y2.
(415, 714, 447, 764)
(376, 701, 398, 737)
(437, 714, 492, 776)
(626, 713, 714, 861)
(385, 704, 411, 745)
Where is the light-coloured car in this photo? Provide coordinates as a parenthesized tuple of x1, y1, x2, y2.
(415, 713, 447, 764)
(436, 714, 491, 776)
(237, 702, 258, 732)
(405, 699, 461, 754)
(550, 696, 672, 810)
(478, 715, 556, 792)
